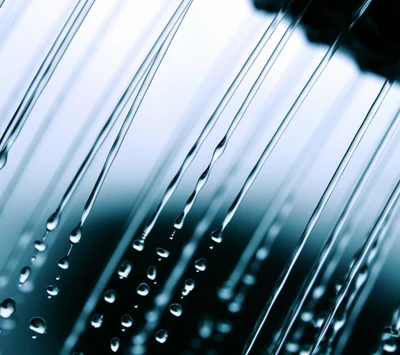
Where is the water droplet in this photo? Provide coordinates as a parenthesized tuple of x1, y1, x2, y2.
(19, 266, 31, 285)
(0, 149, 8, 170)
(31, 256, 36, 262)
(132, 240, 144, 251)
(182, 279, 195, 296)
(69, 225, 82, 244)
(58, 256, 70, 270)
(242, 274, 256, 285)
(209, 244, 214, 250)
(134, 303, 138, 309)
(90, 314, 103, 328)
(29, 317, 47, 335)
(194, 258, 207, 272)
(147, 266, 157, 281)
(118, 261, 132, 279)
(300, 311, 313, 323)
(216, 320, 232, 334)
(169, 303, 182, 317)
(46, 210, 61, 231)
(56, 275, 60, 281)
(156, 248, 169, 259)
(286, 342, 300, 353)
(256, 247, 268, 260)
(218, 286, 233, 301)
(104, 290, 116, 304)
(0, 298, 16, 318)
(32, 334, 37, 339)
(137, 283, 150, 296)
(46, 285, 59, 297)
(121, 314, 133, 328)
(228, 301, 241, 313)
(211, 231, 222, 244)
(383, 337, 397, 353)
(34, 241, 47, 252)
(199, 315, 213, 339)
(312, 286, 325, 300)
(155, 329, 168, 344)
(110, 337, 120, 352)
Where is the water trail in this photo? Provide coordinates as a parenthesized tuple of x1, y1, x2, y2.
(242, 54, 393, 355)
(172, 10, 307, 235)
(0, 0, 95, 168)
(219, 77, 362, 301)
(136, 2, 292, 245)
(310, 157, 400, 353)
(60, 12, 269, 354)
(0, 0, 126, 217)
(270, 96, 400, 354)
(0, 0, 173, 292)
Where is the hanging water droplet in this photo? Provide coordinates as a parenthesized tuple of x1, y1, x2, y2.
(69, 225, 82, 244)
(19, 266, 31, 285)
(58, 256, 70, 270)
(118, 261, 132, 279)
(194, 258, 207, 272)
(104, 290, 116, 304)
(169, 303, 182, 317)
(90, 314, 103, 328)
(34, 241, 47, 252)
(156, 248, 169, 259)
(147, 266, 157, 281)
(132, 240, 144, 251)
(137, 283, 150, 296)
(46, 210, 61, 231)
(210, 229, 223, 244)
(182, 279, 195, 296)
(46, 285, 59, 297)
(29, 317, 47, 335)
(155, 329, 168, 344)
(0, 298, 16, 318)
(121, 314, 133, 328)
(110, 337, 120, 352)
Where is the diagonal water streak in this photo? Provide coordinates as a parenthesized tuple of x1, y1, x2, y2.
(310, 156, 400, 353)
(172, 10, 306, 232)
(0, 0, 95, 168)
(137, 3, 292, 244)
(271, 94, 400, 354)
(219, 77, 362, 301)
(37, 0, 190, 243)
(0, 0, 127, 217)
(242, 54, 393, 355)
(0, 0, 171, 291)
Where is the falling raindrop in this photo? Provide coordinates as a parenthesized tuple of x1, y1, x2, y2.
(169, 303, 182, 317)
(137, 283, 150, 296)
(29, 317, 47, 335)
(156, 248, 169, 259)
(46, 210, 61, 232)
(155, 329, 168, 344)
(117, 261, 132, 279)
(104, 290, 116, 304)
(121, 314, 133, 328)
(194, 258, 207, 272)
(110, 337, 120, 352)
(69, 225, 82, 244)
(90, 314, 103, 328)
(46, 285, 59, 297)
(182, 279, 195, 296)
(19, 266, 31, 285)
(34, 241, 47, 252)
(0, 298, 16, 318)
(147, 266, 157, 281)
(58, 256, 70, 270)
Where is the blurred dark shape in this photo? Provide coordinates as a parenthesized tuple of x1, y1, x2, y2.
(253, 0, 400, 80)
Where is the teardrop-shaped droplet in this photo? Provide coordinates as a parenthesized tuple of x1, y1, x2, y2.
(121, 314, 133, 328)
(19, 266, 31, 285)
(69, 225, 82, 244)
(132, 240, 144, 251)
(137, 283, 150, 296)
(0, 298, 16, 318)
(155, 329, 168, 344)
(182, 279, 195, 296)
(0, 149, 8, 170)
(58, 256, 70, 270)
(169, 303, 182, 317)
(34, 241, 47, 252)
(210, 227, 223, 243)
(110, 337, 120, 352)
(156, 248, 169, 259)
(118, 261, 132, 279)
(29, 317, 47, 335)
(46, 285, 59, 297)
(194, 258, 207, 272)
(147, 266, 157, 281)
(90, 314, 103, 328)
(46, 210, 61, 231)
(104, 290, 116, 304)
